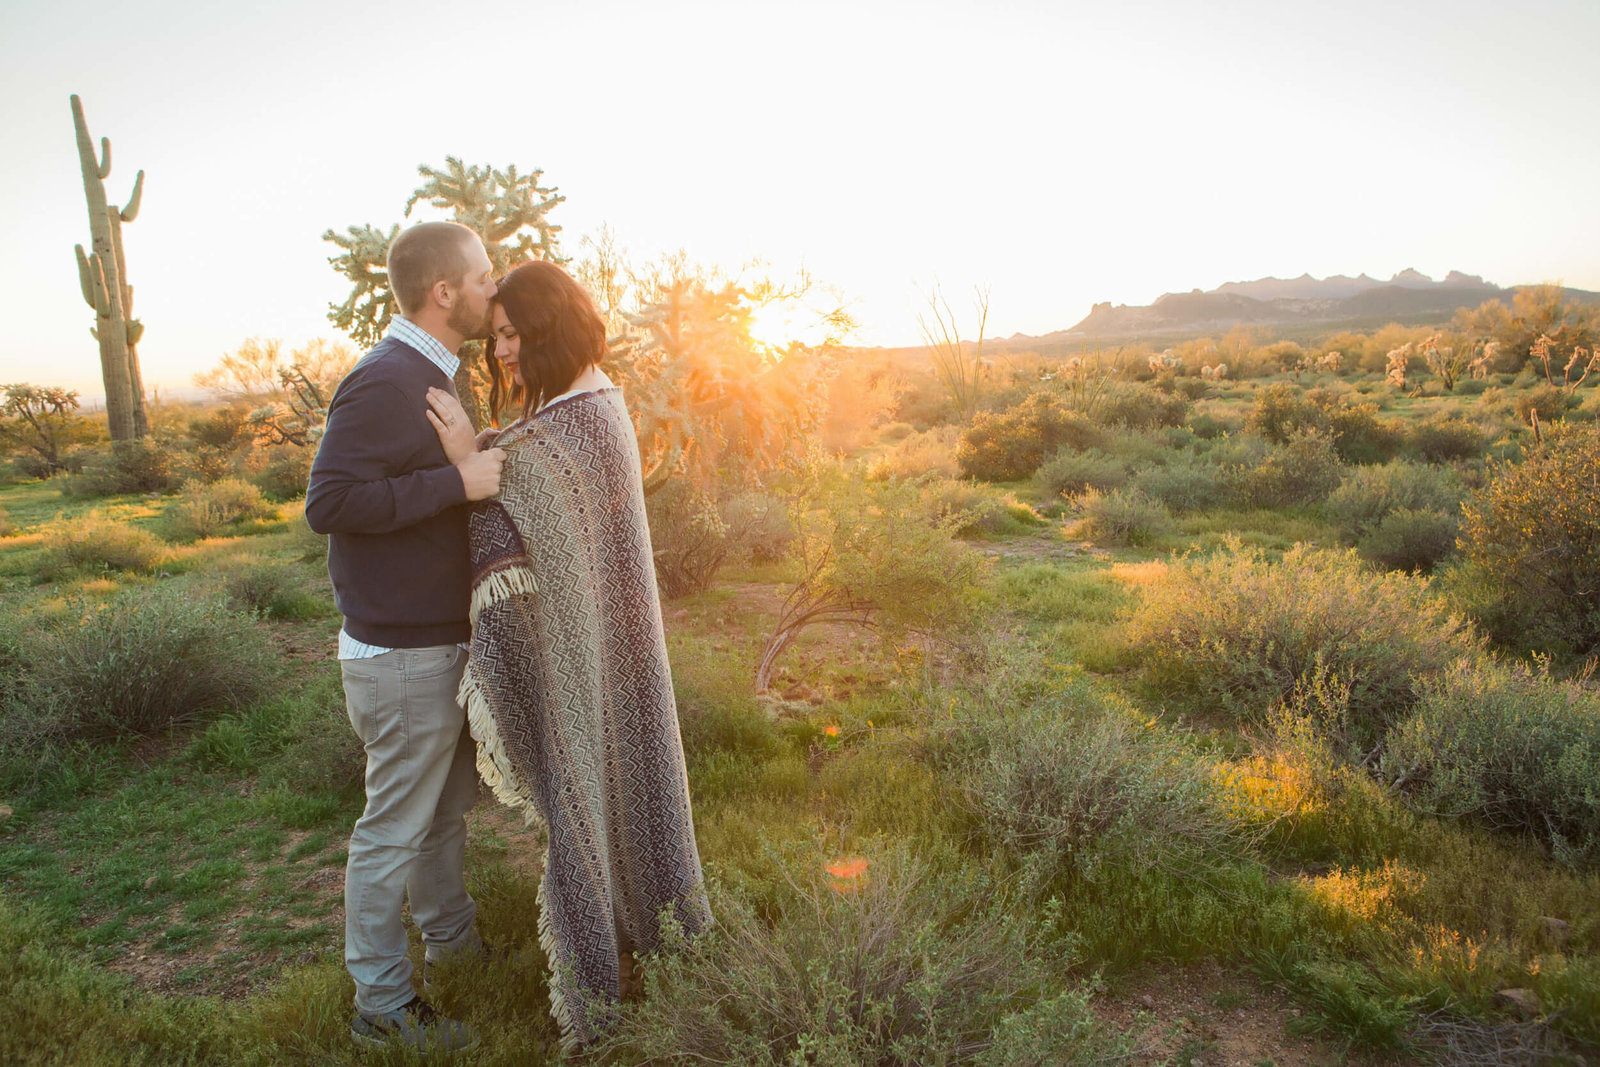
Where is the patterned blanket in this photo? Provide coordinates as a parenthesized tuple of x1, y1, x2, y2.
(457, 387, 710, 1049)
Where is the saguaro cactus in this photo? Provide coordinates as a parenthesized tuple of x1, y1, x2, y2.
(71, 94, 148, 439)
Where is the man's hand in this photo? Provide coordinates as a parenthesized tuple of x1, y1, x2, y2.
(425, 388, 477, 465)
(458, 448, 506, 501)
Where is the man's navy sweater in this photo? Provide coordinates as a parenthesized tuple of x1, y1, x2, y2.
(305, 338, 471, 648)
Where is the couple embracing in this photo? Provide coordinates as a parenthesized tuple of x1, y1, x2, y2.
(305, 221, 710, 1055)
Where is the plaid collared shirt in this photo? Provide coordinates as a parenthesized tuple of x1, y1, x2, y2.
(338, 317, 466, 661)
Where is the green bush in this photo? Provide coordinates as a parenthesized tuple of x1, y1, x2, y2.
(1239, 433, 1343, 508)
(1034, 449, 1128, 498)
(1514, 384, 1572, 426)
(1326, 462, 1465, 544)
(1246, 384, 1400, 463)
(957, 393, 1104, 481)
(594, 843, 1124, 1065)
(241, 443, 314, 501)
(1131, 458, 1235, 514)
(1384, 659, 1600, 866)
(43, 513, 165, 576)
(1355, 508, 1458, 573)
(1064, 487, 1171, 546)
(961, 685, 1243, 880)
(162, 478, 276, 541)
(1125, 540, 1476, 739)
(1405, 414, 1483, 462)
(866, 425, 962, 480)
(23, 587, 275, 740)
(1091, 383, 1188, 431)
(0, 507, 13, 538)
(1186, 411, 1235, 439)
(61, 438, 178, 497)
(220, 559, 325, 620)
(1458, 425, 1600, 659)
(918, 477, 1039, 537)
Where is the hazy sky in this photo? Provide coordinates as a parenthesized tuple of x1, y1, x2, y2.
(3, 0, 1598, 398)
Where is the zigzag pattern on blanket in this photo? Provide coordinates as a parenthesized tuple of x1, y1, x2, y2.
(461, 390, 711, 1050)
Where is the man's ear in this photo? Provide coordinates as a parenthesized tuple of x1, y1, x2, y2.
(430, 277, 454, 311)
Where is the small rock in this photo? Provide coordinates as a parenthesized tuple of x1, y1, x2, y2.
(1138, 994, 1156, 1010)
(0, 804, 12, 824)
(1539, 916, 1570, 947)
(1496, 987, 1542, 1019)
(143, 874, 157, 889)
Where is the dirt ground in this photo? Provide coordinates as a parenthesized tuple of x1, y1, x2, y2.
(1095, 960, 1377, 1066)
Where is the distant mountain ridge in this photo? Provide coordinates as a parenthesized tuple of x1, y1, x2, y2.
(1012, 270, 1600, 344)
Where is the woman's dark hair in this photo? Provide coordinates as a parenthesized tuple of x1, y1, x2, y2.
(487, 261, 608, 418)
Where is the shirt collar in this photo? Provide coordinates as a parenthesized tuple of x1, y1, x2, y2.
(385, 316, 461, 379)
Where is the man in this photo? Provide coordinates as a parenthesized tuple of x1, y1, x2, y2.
(306, 220, 504, 1054)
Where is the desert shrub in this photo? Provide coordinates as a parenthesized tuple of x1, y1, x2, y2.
(757, 464, 988, 689)
(1239, 433, 1343, 508)
(162, 478, 275, 541)
(1454, 376, 1490, 396)
(220, 559, 325, 620)
(1325, 462, 1465, 544)
(1249, 382, 1316, 444)
(265, 701, 366, 793)
(1186, 410, 1234, 439)
(240, 442, 314, 501)
(916, 477, 1036, 537)
(23, 587, 275, 740)
(1125, 540, 1476, 739)
(594, 843, 1122, 1065)
(1246, 384, 1399, 463)
(648, 481, 737, 598)
(721, 490, 794, 563)
(0, 507, 12, 538)
(1356, 508, 1458, 573)
(1405, 414, 1483, 462)
(1131, 458, 1235, 514)
(1514, 384, 1572, 426)
(1091, 383, 1188, 431)
(1064, 487, 1171, 546)
(957, 393, 1104, 482)
(1321, 400, 1403, 465)
(866, 425, 961, 480)
(960, 685, 1243, 880)
(1384, 659, 1600, 866)
(1458, 425, 1600, 659)
(877, 421, 915, 443)
(284, 511, 329, 561)
(1034, 450, 1128, 498)
(61, 438, 178, 497)
(43, 513, 165, 576)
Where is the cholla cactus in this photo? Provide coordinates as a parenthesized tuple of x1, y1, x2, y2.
(1385, 344, 1411, 389)
(71, 95, 147, 440)
(1200, 362, 1229, 381)
(1148, 351, 1180, 375)
(1317, 351, 1344, 373)
(1533, 333, 1600, 395)
(1468, 340, 1499, 380)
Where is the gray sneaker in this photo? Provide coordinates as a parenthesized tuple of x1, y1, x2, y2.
(350, 995, 481, 1054)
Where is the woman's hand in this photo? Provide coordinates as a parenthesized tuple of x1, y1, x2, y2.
(425, 388, 477, 465)
(475, 426, 501, 451)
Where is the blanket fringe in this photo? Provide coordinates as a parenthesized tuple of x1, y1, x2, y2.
(537, 873, 583, 1051)
(467, 563, 538, 627)
(457, 665, 541, 830)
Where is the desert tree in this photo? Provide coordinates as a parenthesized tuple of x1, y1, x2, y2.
(0, 384, 84, 473)
(194, 338, 357, 448)
(324, 158, 565, 425)
(754, 455, 987, 691)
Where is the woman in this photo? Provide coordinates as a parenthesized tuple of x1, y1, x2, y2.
(425, 261, 710, 1051)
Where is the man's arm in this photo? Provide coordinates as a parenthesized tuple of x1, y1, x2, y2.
(305, 377, 467, 535)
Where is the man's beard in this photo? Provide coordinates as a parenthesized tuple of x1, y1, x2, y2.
(447, 296, 492, 339)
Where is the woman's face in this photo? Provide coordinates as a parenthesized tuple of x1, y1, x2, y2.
(491, 303, 522, 387)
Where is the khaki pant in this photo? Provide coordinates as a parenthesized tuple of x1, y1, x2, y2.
(340, 645, 480, 1014)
